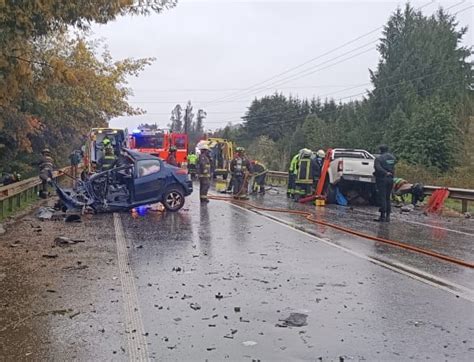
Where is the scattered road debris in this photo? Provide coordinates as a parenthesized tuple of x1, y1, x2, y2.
(276, 313, 308, 328)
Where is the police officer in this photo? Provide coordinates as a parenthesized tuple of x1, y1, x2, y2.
(230, 147, 252, 199)
(167, 146, 179, 167)
(38, 148, 54, 198)
(98, 145, 116, 172)
(198, 145, 211, 203)
(373, 145, 396, 222)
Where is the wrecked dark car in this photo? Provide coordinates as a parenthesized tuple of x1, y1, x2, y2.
(55, 149, 193, 213)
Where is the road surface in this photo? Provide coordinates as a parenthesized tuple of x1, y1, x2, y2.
(0, 184, 473, 360)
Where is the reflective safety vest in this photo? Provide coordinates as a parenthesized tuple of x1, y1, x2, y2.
(289, 154, 299, 174)
(101, 155, 116, 171)
(187, 154, 198, 165)
(393, 177, 408, 192)
(232, 157, 248, 175)
(40, 156, 54, 171)
(198, 154, 211, 177)
(296, 158, 313, 184)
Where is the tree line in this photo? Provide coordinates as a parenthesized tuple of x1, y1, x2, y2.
(169, 101, 206, 148)
(215, 5, 473, 183)
(0, 0, 176, 176)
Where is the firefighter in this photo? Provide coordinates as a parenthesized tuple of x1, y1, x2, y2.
(187, 151, 198, 179)
(230, 147, 252, 199)
(392, 178, 425, 206)
(294, 148, 314, 200)
(250, 160, 267, 195)
(312, 149, 325, 187)
(287, 152, 300, 198)
(1, 171, 21, 186)
(373, 145, 396, 222)
(167, 146, 179, 167)
(198, 145, 211, 203)
(98, 145, 116, 172)
(38, 148, 54, 198)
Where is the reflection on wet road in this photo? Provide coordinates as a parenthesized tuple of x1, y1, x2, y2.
(119, 186, 474, 360)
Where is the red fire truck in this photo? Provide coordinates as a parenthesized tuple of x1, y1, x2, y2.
(129, 129, 188, 164)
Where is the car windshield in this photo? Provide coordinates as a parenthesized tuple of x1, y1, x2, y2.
(134, 135, 164, 149)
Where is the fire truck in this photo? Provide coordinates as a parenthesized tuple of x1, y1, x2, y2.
(129, 128, 188, 164)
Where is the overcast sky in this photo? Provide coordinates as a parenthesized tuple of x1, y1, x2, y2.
(91, 0, 473, 132)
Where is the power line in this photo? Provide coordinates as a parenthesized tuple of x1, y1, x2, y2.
(130, 84, 367, 93)
(203, 70, 469, 127)
(204, 2, 473, 108)
(208, 78, 468, 131)
(202, 0, 436, 106)
(206, 45, 376, 106)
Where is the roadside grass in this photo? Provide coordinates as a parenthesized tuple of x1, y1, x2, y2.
(443, 198, 474, 214)
(397, 161, 474, 189)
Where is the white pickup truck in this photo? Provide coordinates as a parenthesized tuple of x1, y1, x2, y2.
(326, 148, 376, 204)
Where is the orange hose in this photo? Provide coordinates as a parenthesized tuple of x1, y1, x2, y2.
(208, 195, 474, 269)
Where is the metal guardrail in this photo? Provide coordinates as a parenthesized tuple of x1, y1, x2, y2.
(424, 186, 474, 213)
(265, 170, 473, 213)
(0, 167, 72, 220)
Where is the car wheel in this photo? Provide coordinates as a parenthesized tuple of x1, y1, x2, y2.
(162, 186, 185, 212)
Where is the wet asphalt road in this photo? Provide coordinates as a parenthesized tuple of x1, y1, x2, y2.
(117, 185, 474, 361)
(1, 183, 473, 361)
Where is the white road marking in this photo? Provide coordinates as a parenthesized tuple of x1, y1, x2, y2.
(228, 202, 474, 303)
(351, 207, 474, 237)
(113, 213, 149, 361)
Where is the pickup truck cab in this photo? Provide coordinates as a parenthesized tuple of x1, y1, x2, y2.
(326, 148, 376, 204)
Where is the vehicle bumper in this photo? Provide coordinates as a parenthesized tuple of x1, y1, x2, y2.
(341, 175, 375, 183)
(184, 180, 193, 195)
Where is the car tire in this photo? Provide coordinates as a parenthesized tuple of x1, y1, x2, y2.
(162, 186, 185, 212)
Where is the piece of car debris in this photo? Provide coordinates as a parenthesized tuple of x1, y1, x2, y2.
(64, 214, 81, 223)
(190, 303, 201, 311)
(54, 236, 85, 246)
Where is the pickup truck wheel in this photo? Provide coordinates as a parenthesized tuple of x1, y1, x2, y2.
(162, 186, 185, 212)
(327, 184, 337, 204)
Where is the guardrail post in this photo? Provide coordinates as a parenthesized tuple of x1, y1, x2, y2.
(461, 200, 468, 214)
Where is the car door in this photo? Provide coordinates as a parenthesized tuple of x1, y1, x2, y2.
(134, 159, 165, 202)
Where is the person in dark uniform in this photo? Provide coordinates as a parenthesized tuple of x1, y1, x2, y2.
(373, 145, 396, 222)
(98, 145, 116, 172)
(198, 145, 211, 203)
(250, 160, 267, 195)
(166, 146, 179, 167)
(230, 147, 252, 199)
